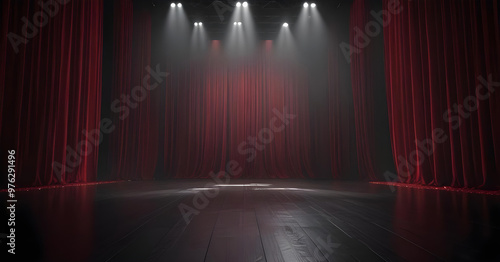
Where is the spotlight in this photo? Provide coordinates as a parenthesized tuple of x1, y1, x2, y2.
(234, 22, 237, 25)
(171, 3, 175, 7)
(283, 23, 289, 27)
(303, 2, 309, 8)
(194, 22, 198, 26)
(236, 2, 241, 7)
(243, 2, 248, 7)
(198, 22, 202, 26)
(177, 3, 182, 7)
(238, 22, 242, 25)
(311, 3, 316, 7)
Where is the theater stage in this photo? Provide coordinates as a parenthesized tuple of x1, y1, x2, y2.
(4, 180, 500, 262)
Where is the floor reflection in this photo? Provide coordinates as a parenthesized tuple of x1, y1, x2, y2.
(3, 180, 499, 261)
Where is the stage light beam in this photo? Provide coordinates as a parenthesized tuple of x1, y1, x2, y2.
(283, 23, 289, 27)
(238, 22, 242, 25)
(311, 3, 316, 8)
(170, 3, 175, 7)
(304, 2, 309, 8)
(177, 3, 182, 7)
(243, 2, 248, 7)
(194, 22, 198, 26)
(236, 2, 241, 7)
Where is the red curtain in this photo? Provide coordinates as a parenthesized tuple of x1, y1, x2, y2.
(383, 0, 500, 188)
(348, 0, 378, 181)
(327, 44, 359, 179)
(0, 0, 103, 187)
(109, 0, 157, 180)
(164, 42, 315, 178)
(109, 0, 133, 180)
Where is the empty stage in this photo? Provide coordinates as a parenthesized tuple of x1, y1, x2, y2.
(5, 180, 500, 262)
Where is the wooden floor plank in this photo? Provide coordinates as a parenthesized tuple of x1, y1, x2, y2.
(205, 188, 266, 262)
(7, 179, 500, 262)
(252, 190, 330, 262)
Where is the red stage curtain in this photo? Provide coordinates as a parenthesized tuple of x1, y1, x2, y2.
(348, 0, 378, 181)
(164, 43, 314, 178)
(383, 0, 500, 188)
(0, 0, 103, 187)
(109, 1, 157, 180)
(328, 44, 359, 179)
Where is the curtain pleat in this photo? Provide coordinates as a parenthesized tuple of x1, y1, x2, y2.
(383, 0, 500, 188)
(0, 0, 103, 187)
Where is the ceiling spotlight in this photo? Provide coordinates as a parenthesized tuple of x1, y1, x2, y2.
(198, 22, 202, 26)
(238, 22, 242, 25)
(283, 23, 289, 27)
(303, 2, 309, 8)
(171, 3, 175, 7)
(236, 2, 241, 7)
(194, 22, 198, 26)
(311, 3, 316, 7)
(177, 3, 182, 7)
(234, 22, 237, 25)
(243, 2, 248, 7)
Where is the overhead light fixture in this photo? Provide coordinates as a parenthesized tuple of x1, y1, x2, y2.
(194, 22, 198, 26)
(243, 2, 248, 7)
(234, 22, 238, 25)
(177, 3, 182, 7)
(311, 3, 316, 8)
(238, 22, 242, 25)
(198, 22, 202, 26)
(303, 2, 309, 8)
(171, 3, 175, 7)
(283, 23, 289, 27)
(236, 2, 241, 7)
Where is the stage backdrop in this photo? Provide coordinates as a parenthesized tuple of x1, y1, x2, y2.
(348, 0, 397, 182)
(163, 43, 317, 179)
(0, 0, 103, 187)
(107, 0, 159, 181)
(383, 0, 500, 188)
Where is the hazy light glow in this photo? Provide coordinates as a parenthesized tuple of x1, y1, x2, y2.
(226, 0, 257, 58)
(186, 188, 216, 192)
(253, 187, 314, 192)
(190, 20, 208, 58)
(276, 20, 299, 60)
(170, 3, 175, 7)
(311, 3, 316, 8)
(166, 0, 190, 62)
(303, 2, 309, 8)
(214, 184, 271, 187)
(177, 3, 182, 7)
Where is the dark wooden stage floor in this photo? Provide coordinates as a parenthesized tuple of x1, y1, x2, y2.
(4, 180, 500, 262)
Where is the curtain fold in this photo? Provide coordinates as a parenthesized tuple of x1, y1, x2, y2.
(164, 44, 315, 178)
(109, 0, 157, 180)
(328, 44, 359, 179)
(349, 0, 395, 181)
(349, 0, 377, 181)
(0, 0, 103, 187)
(383, 0, 500, 188)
